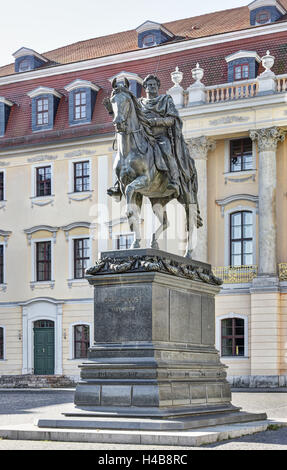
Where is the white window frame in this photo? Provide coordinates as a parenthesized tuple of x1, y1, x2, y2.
(216, 313, 249, 359)
(31, 162, 54, 199)
(112, 231, 135, 250)
(0, 242, 5, 286)
(0, 325, 6, 360)
(224, 205, 257, 267)
(68, 234, 92, 281)
(224, 138, 256, 176)
(68, 157, 92, 194)
(69, 321, 93, 360)
(0, 169, 7, 208)
(31, 237, 54, 285)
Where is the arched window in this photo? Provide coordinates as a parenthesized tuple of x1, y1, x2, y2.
(221, 317, 244, 357)
(230, 211, 253, 266)
(0, 327, 4, 359)
(74, 324, 90, 358)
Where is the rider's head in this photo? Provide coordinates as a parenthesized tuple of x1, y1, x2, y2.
(143, 75, 160, 98)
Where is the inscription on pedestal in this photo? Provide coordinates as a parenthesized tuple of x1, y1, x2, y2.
(95, 285, 152, 342)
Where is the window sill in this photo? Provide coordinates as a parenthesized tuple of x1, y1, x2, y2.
(67, 191, 93, 203)
(30, 195, 55, 208)
(67, 278, 92, 288)
(221, 356, 249, 360)
(0, 200, 7, 210)
(224, 170, 256, 184)
(30, 280, 55, 290)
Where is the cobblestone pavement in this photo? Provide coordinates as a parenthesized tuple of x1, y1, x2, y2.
(0, 388, 286, 450)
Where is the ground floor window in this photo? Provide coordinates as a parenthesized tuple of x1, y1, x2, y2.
(221, 317, 244, 356)
(74, 324, 90, 359)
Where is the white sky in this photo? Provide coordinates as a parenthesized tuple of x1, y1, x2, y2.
(0, 0, 248, 67)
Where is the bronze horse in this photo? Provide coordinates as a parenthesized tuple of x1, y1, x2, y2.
(108, 79, 202, 258)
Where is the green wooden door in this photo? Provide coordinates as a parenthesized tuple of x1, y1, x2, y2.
(34, 320, 55, 375)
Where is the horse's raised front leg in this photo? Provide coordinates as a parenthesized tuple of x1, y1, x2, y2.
(125, 176, 148, 248)
(184, 203, 198, 258)
(150, 200, 169, 250)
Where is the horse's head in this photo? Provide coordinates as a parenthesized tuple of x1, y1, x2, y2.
(110, 78, 132, 133)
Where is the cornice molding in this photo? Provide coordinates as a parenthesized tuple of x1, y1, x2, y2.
(1, 21, 287, 86)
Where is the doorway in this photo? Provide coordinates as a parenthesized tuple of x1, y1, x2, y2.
(33, 320, 55, 375)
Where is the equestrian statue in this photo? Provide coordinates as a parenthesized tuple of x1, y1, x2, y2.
(103, 73, 202, 258)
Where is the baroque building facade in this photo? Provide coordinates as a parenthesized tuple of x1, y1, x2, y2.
(0, 0, 287, 387)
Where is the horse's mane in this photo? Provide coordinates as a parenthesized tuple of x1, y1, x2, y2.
(112, 86, 156, 145)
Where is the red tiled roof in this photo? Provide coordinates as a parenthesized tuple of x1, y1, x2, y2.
(1, 2, 287, 78)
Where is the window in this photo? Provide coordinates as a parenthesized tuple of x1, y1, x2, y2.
(116, 233, 134, 250)
(74, 238, 89, 279)
(256, 10, 271, 24)
(0, 327, 3, 360)
(221, 317, 244, 356)
(0, 245, 3, 284)
(73, 161, 90, 192)
(74, 324, 90, 358)
(143, 34, 156, 47)
(234, 63, 249, 81)
(74, 91, 87, 120)
(36, 166, 51, 197)
(18, 59, 31, 72)
(36, 241, 51, 281)
(36, 97, 49, 126)
(0, 172, 3, 200)
(230, 138, 253, 172)
(230, 211, 253, 266)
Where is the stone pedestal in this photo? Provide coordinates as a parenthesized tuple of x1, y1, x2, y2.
(57, 249, 266, 429)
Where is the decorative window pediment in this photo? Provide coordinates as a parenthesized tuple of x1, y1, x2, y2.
(27, 87, 62, 132)
(64, 80, 100, 126)
(136, 21, 174, 48)
(24, 225, 59, 245)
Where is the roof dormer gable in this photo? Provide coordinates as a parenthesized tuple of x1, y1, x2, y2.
(136, 21, 174, 48)
(13, 47, 49, 73)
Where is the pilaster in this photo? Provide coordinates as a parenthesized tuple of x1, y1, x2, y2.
(249, 127, 285, 276)
(188, 136, 216, 263)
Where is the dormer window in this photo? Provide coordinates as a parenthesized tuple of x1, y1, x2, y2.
(143, 34, 156, 47)
(0, 97, 14, 137)
(248, 0, 286, 26)
(136, 21, 174, 48)
(36, 97, 49, 126)
(27, 87, 62, 132)
(18, 59, 32, 72)
(74, 91, 87, 120)
(256, 10, 271, 24)
(234, 64, 249, 81)
(13, 47, 49, 73)
(64, 80, 100, 126)
(225, 51, 260, 83)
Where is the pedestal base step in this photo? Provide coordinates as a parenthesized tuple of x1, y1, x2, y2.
(37, 410, 267, 432)
(0, 419, 281, 447)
